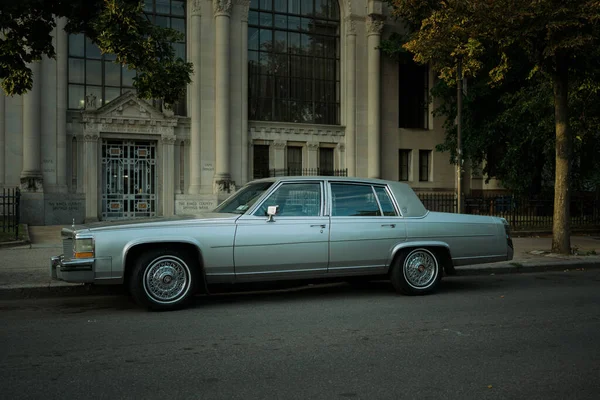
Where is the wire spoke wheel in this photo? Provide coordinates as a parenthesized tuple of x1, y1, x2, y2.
(391, 247, 442, 296)
(143, 256, 190, 303)
(403, 249, 438, 289)
(130, 249, 198, 311)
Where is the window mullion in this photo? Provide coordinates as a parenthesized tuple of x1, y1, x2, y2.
(83, 40, 87, 107)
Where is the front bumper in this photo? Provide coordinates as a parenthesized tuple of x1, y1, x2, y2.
(50, 255, 95, 283)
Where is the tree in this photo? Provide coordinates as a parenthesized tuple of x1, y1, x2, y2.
(384, 0, 600, 254)
(0, 0, 192, 105)
(428, 57, 600, 198)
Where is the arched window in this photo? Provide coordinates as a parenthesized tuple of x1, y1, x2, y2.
(67, 0, 186, 114)
(248, 0, 340, 125)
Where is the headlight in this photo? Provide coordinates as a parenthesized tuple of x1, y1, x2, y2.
(74, 238, 94, 259)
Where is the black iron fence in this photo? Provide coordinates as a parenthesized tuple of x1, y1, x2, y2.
(255, 168, 348, 179)
(1, 187, 21, 240)
(418, 192, 600, 230)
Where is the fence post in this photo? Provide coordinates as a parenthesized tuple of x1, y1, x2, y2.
(511, 194, 517, 228)
(455, 192, 458, 214)
(2, 188, 5, 233)
(15, 188, 21, 240)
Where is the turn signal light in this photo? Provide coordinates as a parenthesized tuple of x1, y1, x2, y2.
(75, 252, 94, 259)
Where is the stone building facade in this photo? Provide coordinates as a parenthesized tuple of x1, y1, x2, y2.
(0, 0, 500, 225)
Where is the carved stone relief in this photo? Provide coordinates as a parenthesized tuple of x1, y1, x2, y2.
(191, 0, 202, 16)
(213, 0, 232, 17)
(366, 14, 385, 35)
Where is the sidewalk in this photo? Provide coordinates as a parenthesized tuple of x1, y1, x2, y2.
(0, 225, 599, 300)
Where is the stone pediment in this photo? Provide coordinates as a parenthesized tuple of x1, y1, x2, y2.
(82, 91, 176, 124)
(81, 91, 178, 136)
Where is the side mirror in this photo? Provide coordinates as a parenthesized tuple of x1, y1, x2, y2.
(266, 205, 279, 222)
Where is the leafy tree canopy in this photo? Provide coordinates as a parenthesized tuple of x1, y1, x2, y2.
(383, 0, 600, 253)
(0, 0, 193, 105)
(385, 0, 600, 86)
(431, 52, 600, 197)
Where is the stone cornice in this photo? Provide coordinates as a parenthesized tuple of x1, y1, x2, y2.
(213, 0, 232, 17)
(249, 121, 346, 138)
(82, 116, 178, 128)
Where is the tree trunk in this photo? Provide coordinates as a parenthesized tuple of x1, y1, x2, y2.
(551, 54, 572, 254)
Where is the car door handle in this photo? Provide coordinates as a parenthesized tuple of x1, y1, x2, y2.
(381, 224, 396, 228)
(311, 224, 326, 228)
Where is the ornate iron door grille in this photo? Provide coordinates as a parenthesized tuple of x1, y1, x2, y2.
(101, 140, 157, 220)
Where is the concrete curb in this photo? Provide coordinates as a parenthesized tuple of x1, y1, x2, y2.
(511, 228, 600, 237)
(0, 224, 31, 249)
(454, 258, 600, 276)
(0, 282, 127, 301)
(1, 258, 599, 301)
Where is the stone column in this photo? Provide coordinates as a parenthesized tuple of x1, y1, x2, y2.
(55, 18, 68, 192)
(0, 90, 4, 186)
(345, 16, 357, 176)
(0, 29, 4, 186)
(273, 141, 286, 171)
(183, 139, 191, 193)
(238, 0, 250, 183)
(247, 141, 254, 178)
(174, 140, 182, 194)
(21, 62, 43, 191)
(213, 0, 234, 192)
(83, 133, 99, 222)
(337, 143, 346, 171)
(307, 142, 319, 171)
(188, 0, 203, 194)
(162, 136, 176, 216)
(75, 135, 85, 193)
(366, 14, 384, 179)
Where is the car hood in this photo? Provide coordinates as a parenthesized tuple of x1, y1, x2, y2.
(61, 213, 240, 237)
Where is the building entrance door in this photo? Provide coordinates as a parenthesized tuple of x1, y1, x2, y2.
(101, 140, 157, 220)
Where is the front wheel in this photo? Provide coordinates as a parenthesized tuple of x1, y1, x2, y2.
(129, 248, 198, 311)
(390, 248, 441, 295)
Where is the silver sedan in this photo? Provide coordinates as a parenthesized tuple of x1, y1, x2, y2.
(51, 177, 514, 311)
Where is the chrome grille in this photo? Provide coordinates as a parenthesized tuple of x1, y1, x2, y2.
(62, 238, 73, 259)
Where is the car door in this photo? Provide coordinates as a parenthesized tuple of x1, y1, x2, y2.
(233, 181, 330, 280)
(328, 182, 406, 274)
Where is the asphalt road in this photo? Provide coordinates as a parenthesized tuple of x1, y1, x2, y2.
(1, 271, 600, 400)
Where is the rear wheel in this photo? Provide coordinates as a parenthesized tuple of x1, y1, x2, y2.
(129, 248, 198, 311)
(391, 248, 441, 295)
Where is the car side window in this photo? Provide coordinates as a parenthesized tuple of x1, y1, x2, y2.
(374, 186, 398, 216)
(331, 183, 382, 217)
(254, 182, 322, 217)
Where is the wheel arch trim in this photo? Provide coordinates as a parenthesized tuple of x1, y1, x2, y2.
(389, 241, 452, 270)
(122, 238, 208, 284)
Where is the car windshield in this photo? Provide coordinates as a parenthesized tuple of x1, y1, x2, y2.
(213, 181, 274, 214)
